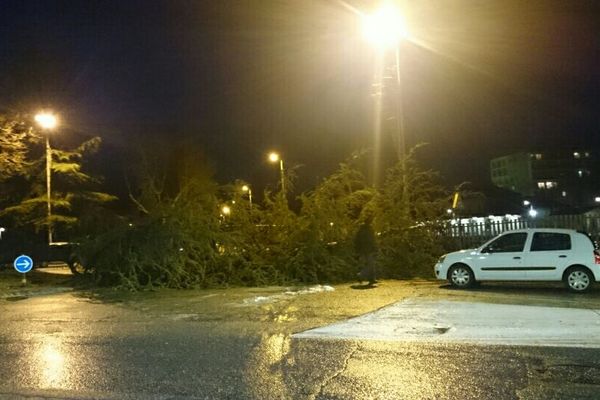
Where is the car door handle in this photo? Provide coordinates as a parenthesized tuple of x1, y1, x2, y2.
(559, 255, 567, 258)
(513, 256, 521, 260)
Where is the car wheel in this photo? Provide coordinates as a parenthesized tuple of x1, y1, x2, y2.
(448, 264, 475, 289)
(68, 255, 88, 276)
(565, 267, 593, 293)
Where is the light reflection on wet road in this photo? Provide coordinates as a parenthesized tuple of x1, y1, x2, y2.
(1, 290, 600, 399)
(37, 336, 67, 388)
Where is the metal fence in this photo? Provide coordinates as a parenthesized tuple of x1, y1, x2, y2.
(440, 215, 600, 250)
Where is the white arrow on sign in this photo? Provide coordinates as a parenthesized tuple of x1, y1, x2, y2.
(14, 255, 33, 273)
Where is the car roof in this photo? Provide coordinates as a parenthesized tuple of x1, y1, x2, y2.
(499, 228, 578, 234)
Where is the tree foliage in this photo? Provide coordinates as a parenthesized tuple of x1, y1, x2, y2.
(0, 115, 33, 181)
(376, 148, 449, 278)
(77, 144, 449, 289)
(79, 145, 224, 288)
(0, 114, 116, 238)
(285, 152, 375, 283)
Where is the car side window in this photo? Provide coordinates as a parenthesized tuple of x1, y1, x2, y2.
(530, 232, 571, 251)
(483, 233, 528, 253)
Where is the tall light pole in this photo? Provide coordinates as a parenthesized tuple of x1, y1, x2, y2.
(34, 112, 58, 244)
(268, 152, 285, 194)
(242, 184, 253, 208)
(362, 3, 410, 159)
(362, 4, 411, 216)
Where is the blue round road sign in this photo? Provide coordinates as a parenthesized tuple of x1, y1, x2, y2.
(14, 255, 33, 273)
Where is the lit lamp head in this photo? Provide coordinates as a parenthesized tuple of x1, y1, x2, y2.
(221, 205, 231, 216)
(34, 112, 58, 130)
(268, 152, 280, 163)
(242, 185, 250, 192)
(362, 4, 410, 48)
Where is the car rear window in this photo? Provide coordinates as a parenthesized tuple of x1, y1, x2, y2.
(530, 232, 571, 251)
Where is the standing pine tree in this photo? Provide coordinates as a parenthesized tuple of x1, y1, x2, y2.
(0, 114, 116, 241)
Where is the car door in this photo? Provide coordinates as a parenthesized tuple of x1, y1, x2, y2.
(476, 232, 529, 280)
(524, 231, 572, 280)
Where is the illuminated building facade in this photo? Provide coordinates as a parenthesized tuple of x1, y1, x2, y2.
(490, 150, 600, 210)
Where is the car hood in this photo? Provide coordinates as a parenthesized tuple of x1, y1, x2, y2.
(445, 249, 478, 262)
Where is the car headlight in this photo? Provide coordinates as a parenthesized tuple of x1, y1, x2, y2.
(438, 255, 447, 263)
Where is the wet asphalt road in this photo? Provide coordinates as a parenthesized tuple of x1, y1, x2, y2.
(1, 284, 600, 399)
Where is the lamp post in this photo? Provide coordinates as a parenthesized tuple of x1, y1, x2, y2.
(268, 152, 285, 193)
(242, 184, 253, 208)
(34, 112, 58, 245)
(362, 3, 410, 159)
(362, 4, 411, 216)
(221, 205, 231, 217)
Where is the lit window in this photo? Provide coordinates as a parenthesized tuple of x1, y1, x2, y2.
(595, 197, 600, 203)
(574, 152, 581, 159)
(578, 170, 583, 178)
(534, 153, 542, 160)
(538, 181, 557, 189)
(585, 152, 590, 158)
(562, 191, 567, 197)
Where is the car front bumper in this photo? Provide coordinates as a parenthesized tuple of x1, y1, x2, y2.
(434, 263, 445, 280)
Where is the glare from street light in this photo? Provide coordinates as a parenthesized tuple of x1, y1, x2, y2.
(221, 205, 231, 216)
(362, 4, 410, 48)
(268, 152, 280, 163)
(35, 112, 58, 130)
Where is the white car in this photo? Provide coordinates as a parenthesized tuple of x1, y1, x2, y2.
(434, 229, 600, 292)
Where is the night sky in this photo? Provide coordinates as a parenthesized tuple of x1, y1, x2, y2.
(1, 0, 599, 195)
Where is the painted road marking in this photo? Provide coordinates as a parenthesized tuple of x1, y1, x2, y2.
(293, 299, 600, 348)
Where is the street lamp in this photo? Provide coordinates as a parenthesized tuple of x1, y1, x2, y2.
(528, 208, 538, 218)
(362, 3, 410, 158)
(362, 4, 410, 216)
(35, 111, 58, 244)
(242, 184, 253, 208)
(221, 205, 231, 216)
(268, 152, 285, 193)
(362, 4, 409, 49)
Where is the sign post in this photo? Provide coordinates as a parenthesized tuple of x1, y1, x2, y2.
(13, 255, 33, 285)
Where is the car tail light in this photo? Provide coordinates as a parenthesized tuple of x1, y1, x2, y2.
(595, 251, 600, 265)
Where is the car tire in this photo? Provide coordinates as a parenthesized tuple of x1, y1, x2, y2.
(564, 267, 593, 293)
(68, 255, 87, 276)
(448, 264, 475, 289)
